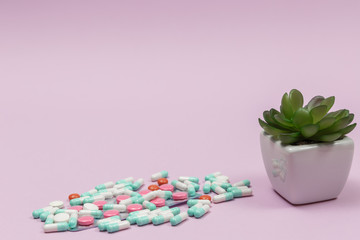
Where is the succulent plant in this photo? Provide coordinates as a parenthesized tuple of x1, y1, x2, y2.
(259, 89, 356, 145)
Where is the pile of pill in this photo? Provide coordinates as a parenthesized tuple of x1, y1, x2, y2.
(32, 171, 252, 233)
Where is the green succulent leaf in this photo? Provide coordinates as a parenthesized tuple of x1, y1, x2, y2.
(318, 117, 336, 130)
(310, 105, 328, 123)
(292, 108, 313, 128)
(259, 119, 290, 136)
(274, 114, 294, 128)
(280, 93, 294, 120)
(279, 132, 303, 145)
(289, 89, 303, 111)
(326, 109, 349, 120)
(319, 114, 354, 134)
(305, 96, 325, 110)
(321, 96, 335, 112)
(310, 132, 342, 142)
(339, 123, 357, 136)
(301, 124, 319, 138)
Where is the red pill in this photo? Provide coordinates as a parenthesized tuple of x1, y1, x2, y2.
(199, 195, 212, 201)
(68, 193, 80, 200)
(148, 185, 160, 191)
(157, 178, 168, 186)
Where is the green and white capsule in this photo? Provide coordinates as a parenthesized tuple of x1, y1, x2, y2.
(152, 212, 174, 225)
(83, 194, 105, 204)
(154, 190, 172, 200)
(79, 210, 103, 219)
(233, 180, 251, 187)
(187, 199, 211, 207)
(211, 183, 226, 194)
(184, 180, 200, 191)
(187, 184, 196, 197)
(32, 206, 53, 219)
(170, 212, 188, 226)
(178, 176, 199, 183)
(70, 196, 90, 206)
(171, 180, 188, 191)
(98, 216, 121, 231)
(81, 189, 98, 197)
(150, 206, 170, 215)
(132, 178, 144, 191)
(212, 181, 232, 190)
(203, 181, 211, 194)
(187, 203, 202, 217)
(121, 196, 142, 206)
(68, 213, 78, 229)
(231, 188, 253, 198)
(107, 220, 130, 233)
(136, 213, 157, 226)
(205, 172, 222, 180)
(55, 209, 77, 215)
(40, 207, 59, 222)
(114, 182, 132, 189)
(227, 186, 249, 192)
(95, 191, 113, 199)
(128, 209, 151, 216)
(43, 222, 69, 233)
(103, 204, 127, 212)
(159, 207, 180, 216)
(116, 177, 134, 184)
(213, 192, 234, 203)
(143, 191, 157, 201)
(194, 205, 210, 218)
(127, 212, 149, 225)
(95, 181, 115, 191)
(151, 171, 168, 181)
(143, 200, 157, 211)
(44, 214, 55, 225)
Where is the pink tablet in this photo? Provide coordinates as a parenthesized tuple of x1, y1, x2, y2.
(150, 197, 166, 207)
(116, 195, 130, 204)
(104, 210, 119, 218)
(68, 205, 83, 211)
(139, 190, 151, 196)
(78, 216, 94, 226)
(159, 184, 174, 192)
(127, 204, 143, 213)
(93, 200, 107, 210)
(172, 192, 188, 200)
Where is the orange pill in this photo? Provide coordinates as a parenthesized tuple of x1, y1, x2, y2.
(68, 193, 81, 200)
(148, 185, 160, 191)
(157, 178, 168, 186)
(199, 195, 211, 201)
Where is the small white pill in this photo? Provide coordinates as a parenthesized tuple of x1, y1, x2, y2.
(53, 213, 70, 223)
(49, 200, 64, 209)
(83, 203, 99, 211)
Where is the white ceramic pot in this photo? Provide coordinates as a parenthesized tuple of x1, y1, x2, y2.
(260, 131, 354, 205)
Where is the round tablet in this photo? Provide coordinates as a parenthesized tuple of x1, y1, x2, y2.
(116, 195, 130, 204)
(49, 200, 64, 209)
(157, 178, 168, 185)
(127, 204, 143, 213)
(150, 197, 166, 207)
(78, 216, 94, 226)
(138, 190, 151, 196)
(172, 192, 188, 200)
(93, 200, 107, 210)
(68, 193, 80, 200)
(148, 185, 160, 191)
(68, 206, 83, 211)
(159, 184, 174, 192)
(199, 195, 212, 201)
(83, 203, 99, 211)
(104, 210, 120, 218)
(53, 213, 69, 223)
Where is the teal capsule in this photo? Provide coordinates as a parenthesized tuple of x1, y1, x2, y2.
(170, 212, 188, 226)
(231, 188, 252, 198)
(126, 214, 141, 225)
(187, 185, 196, 197)
(150, 206, 169, 215)
(217, 182, 232, 190)
(103, 204, 115, 211)
(70, 198, 83, 206)
(130, 192, 141, 197)
(152, 215, 165, 225)
(168, 207, 180, 216)
(44, 214, 54, 224)
(134, 196, 145, 204)
(43, 222, 69, 233)
(143, 201, 157, 211)
(190, 182, 200, 191)
(32, 206, 51, 219)
(80, 210, 103, 219)
(194, 205, 210, 218)
(98, 216, 121, 231)
(203, 181, 211, 194)
(136, 214, 157, 226)
(132, 179, 144, 191)
(83, 197, 95, 204)
(80, 192, 92, 197)
(68, 214, 78, 229)
(40, 211, 51, 222)
(187, 204, 202, 217)
(107, 221, 130, 233)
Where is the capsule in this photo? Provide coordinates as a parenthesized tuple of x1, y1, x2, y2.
(68, 213, 78, 229)
(205, 172, 222, 180)
(187, 203, 202, 217)
(212, 182, 232, 190)
(178, 176, 199, 183)
(159, 207, 180, 216)
(55, 209, 78, 215)
(107, 220, 131, 233)
(102, 204, 127, 212)
(114, 182, 132, 189)
(194, 205, 210, 218)
(43, 222, 69, 233)
(231, 188, 253, 198)
(136, 213, 157, 226)
(81, 189, 98, 197)
(150, 206, 170, 215)
(233, 180, 251, 187)
(214, 176, 229, 182)
(132, 178, 144, 191)
(210, 184, 226, 194)
(44, 214, 54, 225)
(96, 191, 113, 199)
(152, 212, 174, 225)
(126, 212, 149, 225)
(154, 190, 172, 200)
(116, 177, 134, 184)
(98, 216, 121, 231)
(226, 186, 249, 192)
(213, 192, 234, 203)
(78, 210, 103, 219)
(187, 199, 211, 207)
(203, 181, 211, 194)
(151, 171, 168, 181)
(184, 180, 200, 191)
(120, 196, 142, 206)
(142, 192, 157, 201)
(40, 207, 59, 222)
(142, 200, 157, 211)
(70, 196, 90, 206)
(171, 180, 187, 191)
(95, 181, 115, 191)
(83, 195, 105, 204)
(187, 184, 196, 197)
(32, 206, 53, 219)
(170, 212, 188, 226)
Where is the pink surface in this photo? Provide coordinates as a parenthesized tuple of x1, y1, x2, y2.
(1, 0, 360, 239)
(103, 210, 119, 218)
(77, 216, 94, 226)
(159, 184, 175, 192)
(126, 204, 143, 213)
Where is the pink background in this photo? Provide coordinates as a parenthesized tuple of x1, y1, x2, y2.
(1, 0, 359, 239)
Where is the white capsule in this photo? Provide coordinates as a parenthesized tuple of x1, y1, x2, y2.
(171, 180, 188, 191)
(83, 203, 99, 211)
(151, 171, 168, 181)
(53, 213, 70, 223)
(142, 192, 157, 201)
(44, 214, 55, 224)
(113, 188, 126, 196)
(43, 222, 69, 233)
(194, 204, 210, 218)
(170, 212, 188, 226)
(232, 180, 251, 187)
(114, 183, 128, 189)
(213, 192, 234, 203)
(113, 204, 127, 212)
(107, 220, 130, 233)
(99, 191, 113, 199)
(49, 200, 64, 209)
(214, 176, 229, 182)
(211, 183, 226, 194)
